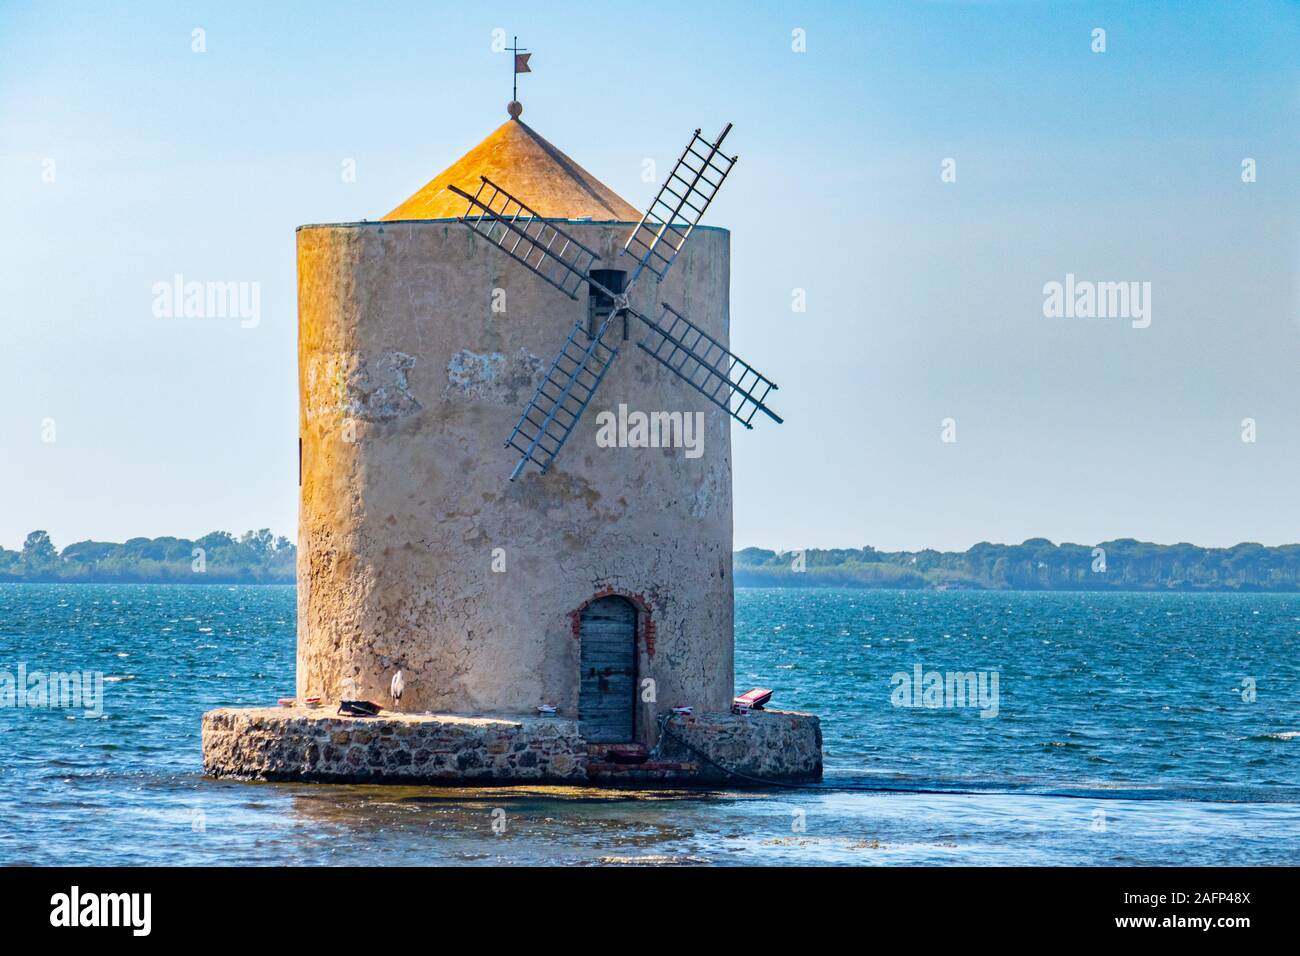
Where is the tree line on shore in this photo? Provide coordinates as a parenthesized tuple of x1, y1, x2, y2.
(734, 539, 1300, 592)
(5, 532, 1298, 591)
(0, 531, 295, 583)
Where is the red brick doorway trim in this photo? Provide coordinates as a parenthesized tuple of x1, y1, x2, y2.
(569, 587, 656, 657)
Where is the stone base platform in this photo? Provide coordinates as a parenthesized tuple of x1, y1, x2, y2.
(201, 707, 822, 787)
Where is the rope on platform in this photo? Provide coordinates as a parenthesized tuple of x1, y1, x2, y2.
(652, 713, 811, 790)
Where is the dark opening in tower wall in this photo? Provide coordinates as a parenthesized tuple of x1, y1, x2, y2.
(588, 269, 628, 339)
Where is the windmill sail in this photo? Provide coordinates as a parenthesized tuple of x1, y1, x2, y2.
(451, 122, 779, 478)
(450, 177, 603, 299)
(505, 317, 622, 480)
(636, 303, 782, 428)
(622, 124, 737, 285)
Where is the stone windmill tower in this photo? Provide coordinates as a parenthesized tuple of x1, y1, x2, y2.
(297, 105, 780, 734)
(204, 86, 820, 786)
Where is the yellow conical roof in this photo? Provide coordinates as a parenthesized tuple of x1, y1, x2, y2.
(382, 118, 641, 222)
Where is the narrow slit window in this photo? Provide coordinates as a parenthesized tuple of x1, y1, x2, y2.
(587, 269, 628, 340)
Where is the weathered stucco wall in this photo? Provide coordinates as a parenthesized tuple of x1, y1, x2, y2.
(296, 219, 734, 745)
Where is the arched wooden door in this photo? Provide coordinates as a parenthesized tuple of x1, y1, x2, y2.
(578, 596, 636, 743)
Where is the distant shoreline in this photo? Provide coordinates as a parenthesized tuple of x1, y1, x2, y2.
(734, 540, 1300, 593)
(5, 533, 1299, 592)
(1, 530, 293, 586)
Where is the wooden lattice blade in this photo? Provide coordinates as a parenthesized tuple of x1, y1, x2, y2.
(634, 303, 781, 429)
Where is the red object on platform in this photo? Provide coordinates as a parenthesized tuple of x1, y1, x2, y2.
(734, 688, 773, 710)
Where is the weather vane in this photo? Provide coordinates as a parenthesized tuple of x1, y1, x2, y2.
(507, 35, 530, 118)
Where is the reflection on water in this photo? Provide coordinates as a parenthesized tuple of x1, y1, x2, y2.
(9, 772, 1299, 866)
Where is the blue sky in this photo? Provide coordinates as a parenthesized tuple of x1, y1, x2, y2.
(1, 0, 1297, 552)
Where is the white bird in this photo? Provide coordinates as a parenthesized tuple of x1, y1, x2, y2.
(390, 669, 405, 708)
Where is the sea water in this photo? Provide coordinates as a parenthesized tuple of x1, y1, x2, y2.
(1, 584, 1296, 865)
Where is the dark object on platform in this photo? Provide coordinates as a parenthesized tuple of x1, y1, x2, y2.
(732, 687, 773, 714)
(604, 746, 649, 765)
(338, 699, 381, 717)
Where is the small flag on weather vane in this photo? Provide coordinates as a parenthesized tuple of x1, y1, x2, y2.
(507, 36, 530, 116)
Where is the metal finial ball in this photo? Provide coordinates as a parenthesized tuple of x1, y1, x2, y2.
(507, 100, 523, 119)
